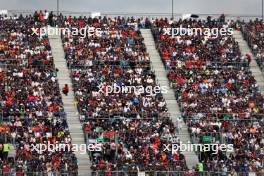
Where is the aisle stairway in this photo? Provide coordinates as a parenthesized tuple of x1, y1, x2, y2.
(48, 31, 92, 176)
(141, 29, 199, 169)
(233, 30, 264, 94)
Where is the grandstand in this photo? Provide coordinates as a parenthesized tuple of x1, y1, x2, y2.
(0, 8, 263, 176)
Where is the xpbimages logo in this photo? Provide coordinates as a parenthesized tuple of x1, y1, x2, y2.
(162, 26, 233, 38)
(97, 85, 168, 96)
(163, 141, 234, 154)
(31, 26, 106, 38)
(31, 142, 102, 154)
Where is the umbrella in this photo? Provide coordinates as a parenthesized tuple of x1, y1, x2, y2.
(0, 126, 6, 132)
(0, 126, 10, 132)
(191, 14, 199, 18)
(182, 14, 199, 19)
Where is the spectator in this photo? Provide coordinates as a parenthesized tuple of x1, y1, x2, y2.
(63, 84, 69, 96)
(2, 143, 8, 161)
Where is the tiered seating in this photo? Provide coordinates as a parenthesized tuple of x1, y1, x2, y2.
(242, 19, 264, 70)
(152, 17, 263, 173)
(0, 14, 78, 175)
(62, 17, 188, 174)
(1, 12, 263, 175)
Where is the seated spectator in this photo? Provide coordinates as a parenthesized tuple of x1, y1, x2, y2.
(152, 16, 264, 174)
(61, 16, 188, 174)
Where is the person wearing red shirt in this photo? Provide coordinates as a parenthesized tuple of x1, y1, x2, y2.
(62, 84, 69, 96)
(162, 50, 169, 60)
(78, 21, 86, 27)
(244, 79, 249, 87)
(168, 71, 176, 80)
(173, 152, 179, 162)
(225, 82, 232, 89)
(177, 76, 183, 84)
(183, 91, 189, 98)
(0, 72, 4, 81)
(186, 59, 191, 69)
(2, 162, 11, 175)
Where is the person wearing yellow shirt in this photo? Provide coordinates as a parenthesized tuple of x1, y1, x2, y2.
(3, 143, 9, 161)
(196, 162, 204, 172)
(57, 131, 64, 139)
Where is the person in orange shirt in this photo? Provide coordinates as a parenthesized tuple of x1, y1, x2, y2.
(250, 126, 257, 134)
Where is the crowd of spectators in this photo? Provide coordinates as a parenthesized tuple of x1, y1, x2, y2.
(152, 17, 263, 174)
(0, 12, 54, 66)
(61, 16, 189, 174)
(0, 12, 78, 175)
(0, 10, 263, 175)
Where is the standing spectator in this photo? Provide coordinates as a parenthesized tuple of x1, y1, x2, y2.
(2, 143, 9, 161)
(11, 131, 16, 146)
(62, 84, 69, 96)
(48, 11, 54, 26)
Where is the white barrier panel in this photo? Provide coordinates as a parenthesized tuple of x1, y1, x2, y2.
(0, 10, 8, 15)
(91, 12, 101, 18)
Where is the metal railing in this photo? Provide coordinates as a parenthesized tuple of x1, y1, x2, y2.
(5, 10, 264, 21)
(89, 170, 264, 176)
(0, 170, 262, 176)
(0, 170, 78, 176)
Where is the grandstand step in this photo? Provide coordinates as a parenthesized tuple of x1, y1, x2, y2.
(63, 102, 76, 106)
(150, 57, 163, 60)
(67, 117, 80, 121)
(71, 140, 86, 145)
(49, 32, 92, 174)
(146, 47, 158, 51)
(142, 33, 154, 37)
(66, 116, 80, 120)
(71, 138, 86, 143)
(68, 125, 83, 131)
(67, 123, 82, 127)
(141, 28, 199, 169)
(153, 68, 168, 71)
(233, 31, 264, 95)
(67, 120, 81, 125)
(144, 36, 156, 39)
(66, 114, 79, 117)
(78, 166, 92, 172)
(65, 111, 78, 116)
(155, 77, 169, 82)
(63, 108, 77, 113)
(63, 106, 76, 110)
(61, 100, 76, 105)
(76, 152, 90, 158)
(69, 132, 84, 137)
